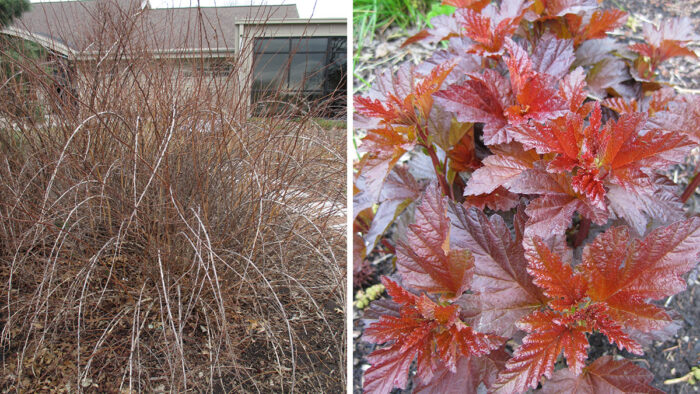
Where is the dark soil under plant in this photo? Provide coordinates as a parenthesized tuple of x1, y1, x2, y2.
(352, 0, 700, 392)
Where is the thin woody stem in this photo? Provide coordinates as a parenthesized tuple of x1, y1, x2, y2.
(416, 122, 453, 199)
(681, 170, 700, 203)
(573, 217, 591, 248)
(425, 143, 454, 200)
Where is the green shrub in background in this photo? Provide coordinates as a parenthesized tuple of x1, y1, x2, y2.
(1, 36, 48, 120)
(0, 0, 30, 27)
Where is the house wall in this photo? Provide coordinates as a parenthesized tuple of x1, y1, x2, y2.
(66, 56, 246, 118)
(4, 15, 346, 118)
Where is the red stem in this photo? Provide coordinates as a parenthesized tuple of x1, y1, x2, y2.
(573, 217, 591, 249)
(380, 238, 396, 255)
(416, 122, 453, 199)
(681, 170, 700, 203)
(425, 143, 454, 200)
(453, 174, 466, 202)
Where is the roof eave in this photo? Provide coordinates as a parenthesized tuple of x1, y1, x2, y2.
(1, 26, 76, 58)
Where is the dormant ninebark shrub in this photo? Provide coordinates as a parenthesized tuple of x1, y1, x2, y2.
(0, 4, 345, 392)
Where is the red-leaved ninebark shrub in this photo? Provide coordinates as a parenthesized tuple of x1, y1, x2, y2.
(353, 0, 700, 392)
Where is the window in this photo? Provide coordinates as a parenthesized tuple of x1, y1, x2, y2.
(252, 36, 347, 117)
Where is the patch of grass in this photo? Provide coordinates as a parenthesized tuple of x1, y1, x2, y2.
(353, 0, 452, 47)
(311, 117, 347, 130)
(250, 117, 346, 131)
(352, 0, 452, 91)
(354, 0, 431, 43)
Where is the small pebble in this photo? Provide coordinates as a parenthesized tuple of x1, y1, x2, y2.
(375, 43, 390, 58)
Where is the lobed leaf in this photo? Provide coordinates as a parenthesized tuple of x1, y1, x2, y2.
(504, 39, 567, 125)
(464, 142, 539, 195)
(417, 37, 482, 85)
(493, 310, 588, 393)
(414, 348, 508, 393)
(648, 93, 700, 143)
(524, 194, 586, 236)
(353, 130, 415, 215)
(447, 203, 545, 337)
(558, 67, 590, 115)
(606, 174, 685, 236)
(464, 186, 520, 212)
(630, 17, 699, 78)
(541, 356, 663, 393)
(396, 182, 475, 299)
(363, 277, 502, 393)
(356, 62, 453, 128)
(524, 237, 588, 311)
(406, 14, 462, 45)
(581, 217, 700, 331)
(585, 57, 629, 98)
(363, 165, 422, 251)
(434, 69, 512, 145)
(531, 34, 575, 79)
(602, 96, 638, 114)
(506, 168, 608, 232)
(364, 343, 417, 394)
(581, 9, 628, 42)
(455, 0, 532, 54)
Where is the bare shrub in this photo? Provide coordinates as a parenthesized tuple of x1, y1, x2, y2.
(0, 3, 345, 392)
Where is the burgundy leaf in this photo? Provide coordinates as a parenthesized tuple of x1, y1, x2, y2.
(464, 143, 539, 195)
(504, 39, 567, 125)
(585, 57, 629, 99)
(364, 343, 418, 394)
(416, 37, 482, 85)
(396, 182, 475, 299)
(559, 67, 588, 113)
(414, 348, 509, 393)
(531, 34, 575, 79)
(541, 356, 663, 393)
(354, 132, 415, 214)
(447, 203, 545, 337)
(493, 310, 588, 393)
(581, 218, 700, 331)
(464, 186, 520, 211)
(648, 93, 700, 143)
(606, 174, 685, 235)
(364, 165, 422, 251)
(435, 69, 512, 145)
